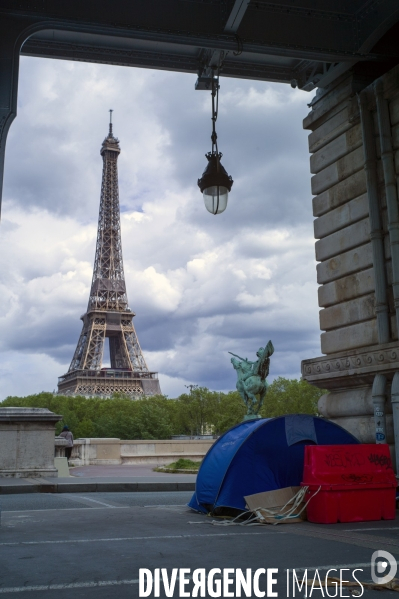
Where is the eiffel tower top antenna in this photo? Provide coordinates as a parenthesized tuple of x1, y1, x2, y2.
(109, 109, 113, 135)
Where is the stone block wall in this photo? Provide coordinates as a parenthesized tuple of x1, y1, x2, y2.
(305, 79, 378, 353)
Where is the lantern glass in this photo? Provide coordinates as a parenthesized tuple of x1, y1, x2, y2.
(203, 185, 229, 214)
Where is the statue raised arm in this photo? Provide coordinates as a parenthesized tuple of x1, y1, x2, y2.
(228, 352, 253, 365)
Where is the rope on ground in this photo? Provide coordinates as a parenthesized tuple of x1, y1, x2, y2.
(211, 486, 321, 526)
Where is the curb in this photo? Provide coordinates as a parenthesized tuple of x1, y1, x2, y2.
(154, 468, 199, 474)
(0, 481, 195, 495)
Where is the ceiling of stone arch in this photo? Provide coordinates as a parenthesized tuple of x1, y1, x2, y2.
(7, 0, 398, 93)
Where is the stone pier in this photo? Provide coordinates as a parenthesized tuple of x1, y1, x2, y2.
(302, 63, 399, 466)
(0, 407, 62, 478)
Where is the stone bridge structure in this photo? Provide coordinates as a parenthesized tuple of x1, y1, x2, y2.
(302, 67, 399, 465)
(1, 2, 399, 464)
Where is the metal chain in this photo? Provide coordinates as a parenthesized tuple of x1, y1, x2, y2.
(211, 68, 220, 155)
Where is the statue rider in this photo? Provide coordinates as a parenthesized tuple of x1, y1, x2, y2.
(229, 346, 269, 382)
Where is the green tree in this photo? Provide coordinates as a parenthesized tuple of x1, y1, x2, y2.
(0, 393, 174, 439)
(260, 377, 324, 418)
(211, 391, 246, 434)
(130, 398, 173, 439)
(174, 387, 218, 436)
(0, 377, 324, 440)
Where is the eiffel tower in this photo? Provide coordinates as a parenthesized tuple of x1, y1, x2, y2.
(58, 114, 161, 398)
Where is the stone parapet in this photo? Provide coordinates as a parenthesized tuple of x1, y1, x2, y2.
(54, 436, 69, 458)
(70, 438, 214, 466)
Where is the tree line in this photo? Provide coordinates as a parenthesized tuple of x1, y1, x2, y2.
(0, 377, 324, 440)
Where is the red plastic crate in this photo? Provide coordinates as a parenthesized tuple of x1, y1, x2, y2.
(301, 444, 397, 524)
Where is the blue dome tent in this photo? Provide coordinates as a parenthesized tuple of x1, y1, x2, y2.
(189, 414, 359, 514)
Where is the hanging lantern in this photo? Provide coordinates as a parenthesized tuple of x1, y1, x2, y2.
(197, 70, 233, 215)
(198, 152, 233, 214)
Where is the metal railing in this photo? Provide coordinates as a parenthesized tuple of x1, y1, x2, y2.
(58, 369, 158, 384)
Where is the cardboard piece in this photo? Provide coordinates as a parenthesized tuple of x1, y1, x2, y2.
(244, 486, 306, 524)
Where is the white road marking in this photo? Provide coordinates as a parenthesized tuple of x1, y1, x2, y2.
(0, 530, 278, 547)
(0, 579, 140, 593)
(144, 504, 187, 507)
(344, 526, 399, 532)
(68, 495, 118, 508)
(2, 507, 128, 514)
(1, 503, 188, 514)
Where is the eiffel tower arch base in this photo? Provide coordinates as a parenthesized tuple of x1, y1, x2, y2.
(58, 370, 161, 399)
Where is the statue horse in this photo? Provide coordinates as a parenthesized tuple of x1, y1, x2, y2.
(231, 357, 268, 416)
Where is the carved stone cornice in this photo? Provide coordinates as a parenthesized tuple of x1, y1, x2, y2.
(302, 341, 399, 390)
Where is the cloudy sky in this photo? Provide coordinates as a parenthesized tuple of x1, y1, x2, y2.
(0, 56, 321, 399)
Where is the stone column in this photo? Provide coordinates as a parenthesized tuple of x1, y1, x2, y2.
(0, 407, 63, 478)
(301, 64, 399, 467)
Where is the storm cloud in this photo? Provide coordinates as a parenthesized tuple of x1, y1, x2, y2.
(0, 57, 320, 399)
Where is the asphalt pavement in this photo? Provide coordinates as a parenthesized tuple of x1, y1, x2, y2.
(0, 465, 196, 494)
(70, 464, 197, 480)
(0, 491, 398, 598)
(0, 491, 193, 512)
